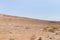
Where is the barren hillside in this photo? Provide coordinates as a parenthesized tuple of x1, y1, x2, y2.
(0, 14, 60, 40)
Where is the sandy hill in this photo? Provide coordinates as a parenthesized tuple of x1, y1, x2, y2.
(0, 14, 60, 40)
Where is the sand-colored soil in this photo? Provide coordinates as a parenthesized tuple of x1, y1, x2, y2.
(0, 14, 60, 40)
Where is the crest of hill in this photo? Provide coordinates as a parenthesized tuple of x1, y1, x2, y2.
(0, 14, 60, 25)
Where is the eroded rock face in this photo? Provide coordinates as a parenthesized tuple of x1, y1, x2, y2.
(0, 14, 60, 40)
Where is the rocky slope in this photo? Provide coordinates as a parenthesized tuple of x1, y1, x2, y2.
(0, 14, 60, 40)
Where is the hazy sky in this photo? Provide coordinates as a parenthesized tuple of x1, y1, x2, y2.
(0, 0, 60, 21)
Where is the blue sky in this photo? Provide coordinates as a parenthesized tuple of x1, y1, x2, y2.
(0, 0, 60, 21)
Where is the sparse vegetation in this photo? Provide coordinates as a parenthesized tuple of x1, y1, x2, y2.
(9, 38, 15, 40)
(25, 27, 31, 29)
(43, 26, 60, 33)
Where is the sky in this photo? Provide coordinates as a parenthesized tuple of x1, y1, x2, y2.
(0, 0, 60, 21)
